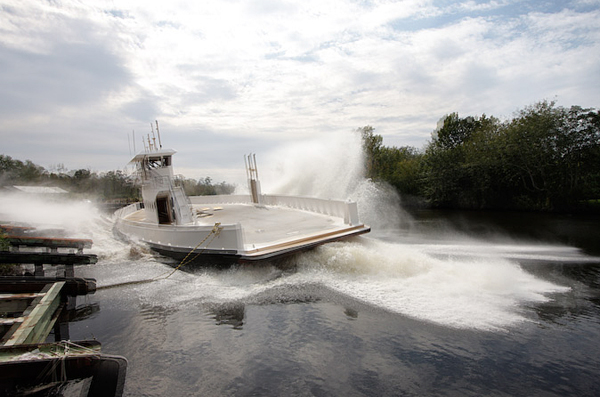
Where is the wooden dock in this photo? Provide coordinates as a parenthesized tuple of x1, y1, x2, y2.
(2, 281, 65, 346)
(1, 226, 98, 277)
(0, 277, 96, 346)
(1, 224, 99, 344)
(0, 224, 127, 396)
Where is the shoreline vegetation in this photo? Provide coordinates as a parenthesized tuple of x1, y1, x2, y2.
(0, 155, 234, 207)
(361, 100, 599, 213)
(1, 100, 598, 214)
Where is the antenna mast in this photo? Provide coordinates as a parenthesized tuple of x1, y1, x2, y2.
(155, 120, 163, 149)
(149, 123, 158, 151)
(245, 153, 262, 204)
(151, 128, 157, 151)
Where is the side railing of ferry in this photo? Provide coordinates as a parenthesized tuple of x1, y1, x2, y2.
(188, 194, 360, 226)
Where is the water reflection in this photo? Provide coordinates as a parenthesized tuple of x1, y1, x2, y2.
(67, 302, 101, 322)
(139, 303, 177, 324)
(344, 307, 359, 319)
(208, 302, 245, 329)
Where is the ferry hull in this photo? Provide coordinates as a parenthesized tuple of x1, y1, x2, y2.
(145, 224, 371, 266)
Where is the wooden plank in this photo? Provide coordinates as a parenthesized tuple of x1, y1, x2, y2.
(34, 301, 63, 345)
(0, 342, 127, 397)
(0, 252, 97, 265)
(0, 293, 41, 314)
(6, 235, 93, 250)
(0, 225, 35, 236)
(0, 318, 23, 326)
(1, 300, 31, 314)
(0, 293, 44, 300)
(0, 276, 96, 296)
(4, 282, 65, 346)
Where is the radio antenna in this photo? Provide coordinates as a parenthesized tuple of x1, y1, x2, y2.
(151, 126, 157, 151)
(155, 120, 163, 149)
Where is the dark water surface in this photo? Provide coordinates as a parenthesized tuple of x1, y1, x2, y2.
(70, 210, 600, 396)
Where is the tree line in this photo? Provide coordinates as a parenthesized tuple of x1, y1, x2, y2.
(361, 100, 600, 212)
(3, 99, 598, 212)
(0, 155, 234, 201)
(174, 176, 235, 196)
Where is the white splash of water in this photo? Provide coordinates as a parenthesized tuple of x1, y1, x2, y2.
(293, 238, 570, 331)
(255, 129, 408, 230)
(0, 193, 154, 266)
(259, 130, 365, 200)
(128, 234, 573, 332)
(0, 193, 100, 232)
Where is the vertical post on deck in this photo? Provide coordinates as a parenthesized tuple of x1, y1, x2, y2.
(245, 154, 262, 205)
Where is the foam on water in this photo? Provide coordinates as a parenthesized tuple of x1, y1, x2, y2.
(0, 194, 139, 262)
(127, 235, 574, 332)
(293, 238, 571, 331)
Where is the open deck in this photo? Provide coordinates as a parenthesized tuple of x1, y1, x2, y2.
(196, 204, 348, 247)
(124, 203, 365, 249)
(118, 195, 370, 263)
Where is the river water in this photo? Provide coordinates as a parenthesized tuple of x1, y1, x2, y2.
(38, 201, 596, 397)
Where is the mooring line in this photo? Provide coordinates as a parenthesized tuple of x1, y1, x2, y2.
(162, 222, 222, 279)
(96, 279, 157, 290)
(97, 223, 222, 290)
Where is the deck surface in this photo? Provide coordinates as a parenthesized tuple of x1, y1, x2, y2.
(200, 204, 348, 248)
(126, 203, 353, 249)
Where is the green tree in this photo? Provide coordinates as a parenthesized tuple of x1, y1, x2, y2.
(0, 155, 45, 184)
(423, 101, 600, 210)
(555, 106, 600, 204)
(175, 176, 235, 196)
(98, 170, 137, 200)
(423, 113, 483, 207)
(359, 126, 425, 201)
(358, 126, 383, 179)
(462, 115, 508, 208)
(434, 113, 478, 150)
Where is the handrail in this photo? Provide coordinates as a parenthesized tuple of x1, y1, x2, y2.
(189, 194, 360, 225)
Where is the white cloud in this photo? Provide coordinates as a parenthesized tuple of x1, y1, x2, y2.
(0, 0, 599, 181)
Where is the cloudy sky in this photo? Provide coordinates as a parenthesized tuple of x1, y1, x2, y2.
(1, 0, 599, 183)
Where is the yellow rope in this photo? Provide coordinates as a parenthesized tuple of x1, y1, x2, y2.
(162, 222, 222, 279)
(97, 222, 223, 290)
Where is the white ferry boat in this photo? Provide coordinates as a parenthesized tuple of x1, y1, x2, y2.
(114, 145, 370, 265)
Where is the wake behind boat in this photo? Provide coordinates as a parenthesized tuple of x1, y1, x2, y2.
(114, 139, 370, 265)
